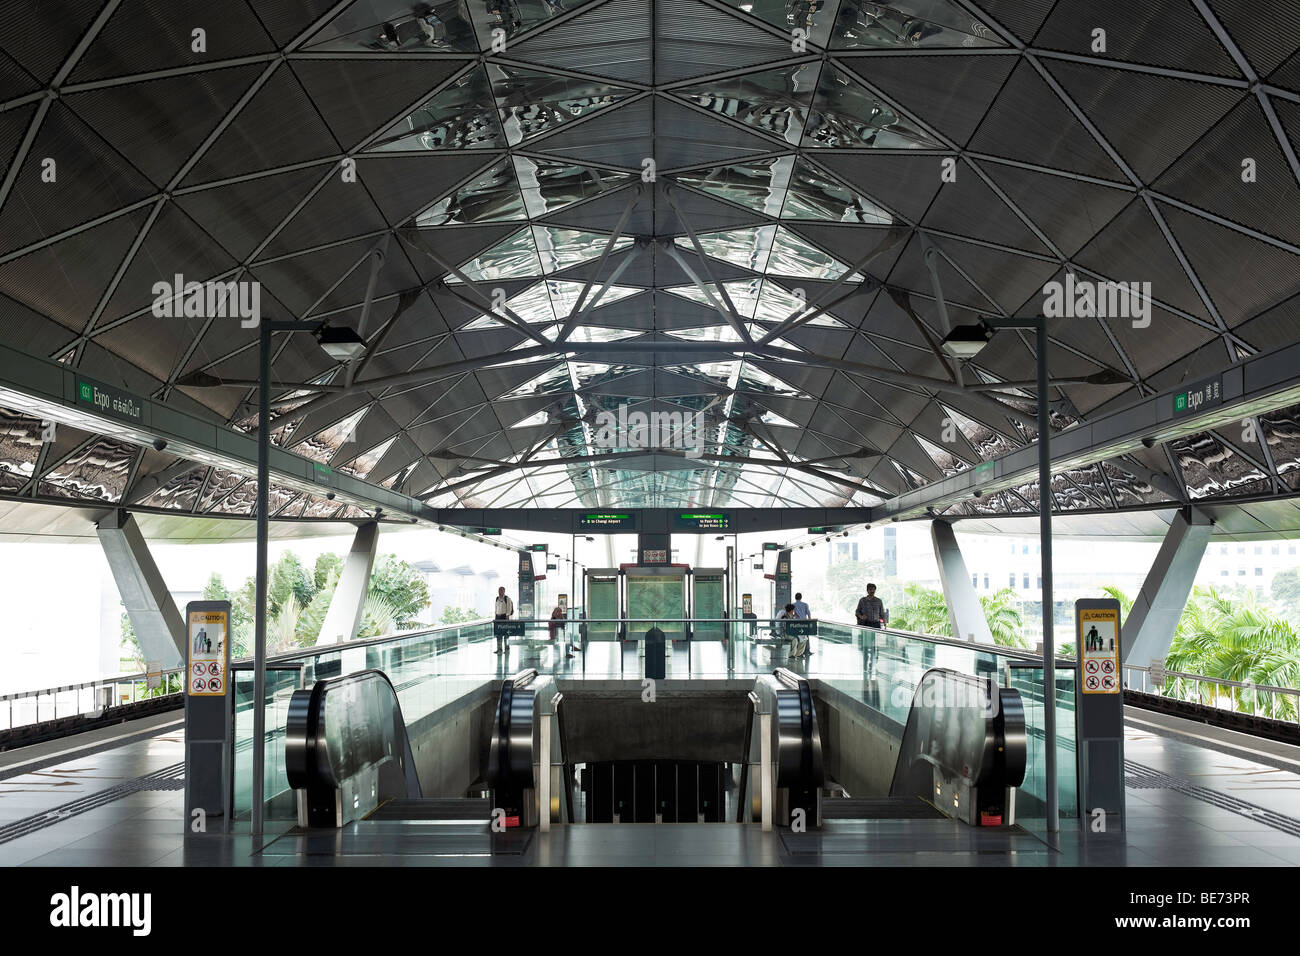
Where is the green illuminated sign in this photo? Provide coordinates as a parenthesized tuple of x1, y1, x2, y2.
(579, 512, 636, 530)
(673, 512, 731, 531)
(763, 542, 781, 551)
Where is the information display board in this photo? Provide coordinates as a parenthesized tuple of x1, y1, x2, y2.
(692, 570, 726, 641)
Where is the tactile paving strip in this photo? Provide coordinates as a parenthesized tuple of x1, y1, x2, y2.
(1125, 760, 1300, 838)
(0, 762, 184, 845)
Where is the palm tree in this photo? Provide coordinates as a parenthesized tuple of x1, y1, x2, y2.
(890, 583, 951, 636)
(1165, 586, 1300, 720)
(980, 588, 1027, 648)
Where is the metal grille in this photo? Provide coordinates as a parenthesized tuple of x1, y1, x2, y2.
(1125, 760, 1300, 839)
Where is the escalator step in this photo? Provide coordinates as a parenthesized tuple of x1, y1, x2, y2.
(366, 798, 492, 821)
(822, 797, 945, 820)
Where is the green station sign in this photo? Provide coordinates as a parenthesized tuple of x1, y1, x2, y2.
(76, 378, 144, 424)
(469, 527, 502, 536)
(673, 512, 730, 531)
(579, 512, 637, 530)
(763, 542, 781, 551)
(530, 543, 548, 552)
(1173, 375, 1223, 417)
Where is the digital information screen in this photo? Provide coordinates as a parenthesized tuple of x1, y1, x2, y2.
(673, 512, 731, 531)
(578, 512, 637, 530)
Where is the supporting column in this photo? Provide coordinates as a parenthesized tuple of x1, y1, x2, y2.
(316, 521, 380, 644)
(97, 509, 185, 668)
(931, 519, 993, 644)
(1122, 507, 1213, 666)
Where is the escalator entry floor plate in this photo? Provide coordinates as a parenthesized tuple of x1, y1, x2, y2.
(822, 797, 945, 820)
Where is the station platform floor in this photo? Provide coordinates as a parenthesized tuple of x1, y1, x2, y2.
(2, 697, 1297, 867)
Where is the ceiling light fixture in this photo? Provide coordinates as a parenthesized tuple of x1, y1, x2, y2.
(315, 325, 366, 362)
(939, 322, 992, 360)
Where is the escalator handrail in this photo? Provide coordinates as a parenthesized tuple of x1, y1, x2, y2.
(285, 668, 420, 797)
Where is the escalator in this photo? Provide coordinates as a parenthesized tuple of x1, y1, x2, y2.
(285, 668, 569, 828)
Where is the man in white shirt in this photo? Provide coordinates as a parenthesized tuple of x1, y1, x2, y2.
(494, 587, 514, 655)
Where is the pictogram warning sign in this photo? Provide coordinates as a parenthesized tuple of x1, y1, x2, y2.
(1080, 606, 1120, 695)
(187, 608, 229, 697)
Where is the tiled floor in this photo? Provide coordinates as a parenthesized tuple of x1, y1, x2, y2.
(2, 713, 1297, 866)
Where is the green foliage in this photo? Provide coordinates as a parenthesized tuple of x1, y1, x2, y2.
(980, 588, 1027, 648)
(439, 605, 479, 625)
(889, 582, 952, 637)
(1101, 585, 1134, 617)
(270, 551, 315, 615)
(1163, 585, 1300, 720)
(368, 553, 430, 629)
(359, 592, 398, 638)
(269, 595, 303, 655)
(314, 552, 344, 592)
(296, 566, 339, 644)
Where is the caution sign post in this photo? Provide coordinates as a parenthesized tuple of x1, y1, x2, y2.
(184, 600, 232, 834)
(1074, 598, 1126, 833)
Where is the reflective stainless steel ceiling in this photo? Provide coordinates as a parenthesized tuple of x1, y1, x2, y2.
(1, 0, 1299, 517)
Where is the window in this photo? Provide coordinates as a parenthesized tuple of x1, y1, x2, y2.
(1272, 544, 1280, 555)
(1219, 545, 1228, 555)
(1255, 545, 1263, 555)
(972, 574, 978, 588)
(1022, 545, 1029, 555)
(1238, 546, 1246, 555)
(983, 574, 989, 589)
(1023, 574, 1030, 589)
(1010, 573, 1017, 588)
(1036, 576, 1042, 588)
(1238, 569, 1247, 576)
(1220, 570, 1229, 577)
(1256, 568, 1264, 576)
(1290, 545, 1296, 555)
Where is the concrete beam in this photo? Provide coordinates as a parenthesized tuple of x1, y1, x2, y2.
(1122, 507, 1213, 666)
(316, 521, 379, 644)
(931, 520, 994, 644)
(96, 509, 185, 668)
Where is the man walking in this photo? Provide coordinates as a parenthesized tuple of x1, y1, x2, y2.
(855, 583, 887, 628)
(494, 586, 514, 655)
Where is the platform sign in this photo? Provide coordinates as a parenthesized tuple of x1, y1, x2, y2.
(762, 542, 780, 551)
(1074, 598, 1126, 831)
(187, 605, 229, 696)
(1172, 374, 1223, 418)
(1079, 606, 1120, 695)
(530, 543, 548, 553)
(494, 620, 525, 639)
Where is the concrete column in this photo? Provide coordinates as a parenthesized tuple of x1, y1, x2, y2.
(316, 522, 380, 644)
(1122, 508, 1212, 666)
(96, 510, 185, 668)
(931, 520, 993, 644)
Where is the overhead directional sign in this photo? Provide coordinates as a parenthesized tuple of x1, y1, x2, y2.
(763, 542, 781, 551)
(76, 377, 144, 424)
(673, 512, 730, 531)
(579, 512, 636, 530)
(807, 525, 842, 534)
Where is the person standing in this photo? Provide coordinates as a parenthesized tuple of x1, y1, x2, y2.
(793, 592, 811, 620)
(494, 586, 514, 655)
(855, 583, 887, 628)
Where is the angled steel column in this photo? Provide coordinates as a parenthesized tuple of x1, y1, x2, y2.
(96, 509, 185, 668)
(1122, 507, 1213, 666)
(931, 519, 993, 644)
(316, 521, 381, 644)
(1035, 318, 1059, 835)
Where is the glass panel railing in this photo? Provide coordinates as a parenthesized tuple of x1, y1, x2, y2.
(1007, 660, 1079, 823)
(231, 663, 303, 822)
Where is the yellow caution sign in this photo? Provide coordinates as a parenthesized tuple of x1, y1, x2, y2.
(1080, 607, 1120, 695)
(187, 609, 229, 697)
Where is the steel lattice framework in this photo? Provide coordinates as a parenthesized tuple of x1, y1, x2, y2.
(1, 0, 1300, 519)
